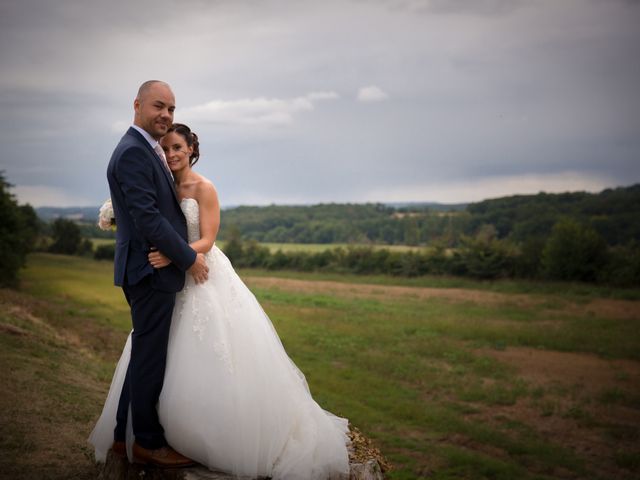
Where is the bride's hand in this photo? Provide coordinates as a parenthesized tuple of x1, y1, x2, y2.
(148, 250, 171, 268)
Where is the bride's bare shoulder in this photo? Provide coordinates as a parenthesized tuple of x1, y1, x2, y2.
(193, 174, 218, 203)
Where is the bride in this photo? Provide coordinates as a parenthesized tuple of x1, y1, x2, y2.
(89, 123, 351, 479)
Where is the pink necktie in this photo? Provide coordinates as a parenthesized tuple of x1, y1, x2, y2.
(154, 144, 173, 178)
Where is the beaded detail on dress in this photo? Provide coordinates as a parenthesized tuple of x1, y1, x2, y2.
(181, 198, 201, 244)
(177, 198, 232, 371)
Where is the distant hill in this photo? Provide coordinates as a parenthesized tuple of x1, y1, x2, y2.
(36, 206, 100, 223)
(35, 201, 466, 222)
(385, 202, 468, 212)
(466, 184, 640, 245)
(35, 184, 640, 246)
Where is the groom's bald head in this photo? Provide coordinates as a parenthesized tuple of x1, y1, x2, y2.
(136, 80, 171, 101)
(133, 80, 175, 140)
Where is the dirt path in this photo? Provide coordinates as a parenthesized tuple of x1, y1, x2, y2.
(244, 276, 640, 320)
(483, 346, 640, 394)
(471, 346, 640, 479)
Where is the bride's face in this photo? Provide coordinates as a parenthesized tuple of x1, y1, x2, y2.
(161, 132, 193, 172)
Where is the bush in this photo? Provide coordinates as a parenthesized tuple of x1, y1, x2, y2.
(266, 250, 290, 270)
(0, 173, 39, 287)
(397, 251, 428, 277)
(542, 219, 608, 282)
(242, 240, 271, 268)
(49, 218, 82, 255)
(222, 226, 243, 266)
(77, 238, 94, 257)
(211, 222, 626, 284)
(598, 242, 640, 286)
(94, 244, 115, 261)
(513, 237, 545, 278)
(455, 235, 515, 280)
(343, 246, 385, 274)
(423, 243, 451, 275)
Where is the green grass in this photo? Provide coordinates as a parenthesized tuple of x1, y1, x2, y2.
(90, 237, 116, 248)
(255, 242, 422, 253)
(0, 288, 107, 479)
(239, 267, 640, 300)
(5, 252, 640, 479)
(20, 253, 130, 334)
(219, 241, 422, 253)
(85, 240, 640, 300)
(250, 286, 639, 360)
(88, 239, 424, 253)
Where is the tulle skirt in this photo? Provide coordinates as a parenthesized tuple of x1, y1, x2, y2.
(89, 246, 350, 480)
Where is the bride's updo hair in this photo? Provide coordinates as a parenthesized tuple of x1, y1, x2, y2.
(167, 123, 200, 166)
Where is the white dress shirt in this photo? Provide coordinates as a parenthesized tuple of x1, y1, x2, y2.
(131, 124, 173, 178)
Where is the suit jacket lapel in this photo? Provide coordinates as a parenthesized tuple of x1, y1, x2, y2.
(127, 128, 180, 204)
(156, 152, 180, 203)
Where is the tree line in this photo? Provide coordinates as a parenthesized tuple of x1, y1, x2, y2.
(47, 184, 640, 249)
(216, 185, 640, 248)
(2, 172, 639, 287)
(215, 185, 639, 285)
(221, 220, 639, 286)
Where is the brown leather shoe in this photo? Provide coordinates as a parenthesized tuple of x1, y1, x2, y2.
(111, 440, 126, 458)
(132, 443, 196, 468)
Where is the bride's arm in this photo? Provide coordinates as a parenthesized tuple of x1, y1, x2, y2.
(190, 182, 220, 254)
(148, 182, 220, 269)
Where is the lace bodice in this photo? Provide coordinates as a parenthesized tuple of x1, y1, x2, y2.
(181, 198, 201, 243)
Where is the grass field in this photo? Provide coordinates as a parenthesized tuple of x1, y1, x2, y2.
(90, 237, 117, 248)
(1, 253, 640, 479)
(90, 238, 423, 253)
(254, 242, 423, 253)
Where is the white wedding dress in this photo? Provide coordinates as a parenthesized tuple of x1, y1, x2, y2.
(89, 198, 350, 479)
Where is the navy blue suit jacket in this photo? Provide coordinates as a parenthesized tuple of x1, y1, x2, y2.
(107, 127, 196, 292)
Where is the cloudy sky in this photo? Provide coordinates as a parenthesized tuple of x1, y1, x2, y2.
(1, 0, 639, 207)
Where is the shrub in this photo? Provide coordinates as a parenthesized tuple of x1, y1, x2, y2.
(598, 242, 640, 286)
(0, 173, 39, 287)
(222, 226, 244, 266)
(513, 237, 545, 278)
(48, 218, 82, 255)
(77, 238, 94, 257)
(266, 250, 290, 270)
(542, 219, 608, 282)
(456, 235, 515, 279)
(242, 240, 270, 268)
(423, 243, 451, 275)
(94, 244, 115, 261)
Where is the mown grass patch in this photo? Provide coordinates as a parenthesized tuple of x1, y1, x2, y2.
(239, 267, 640, 300)
(90, 237, 115, 248)
(20, 253, 130, 334)
(257, 242, 423, 253)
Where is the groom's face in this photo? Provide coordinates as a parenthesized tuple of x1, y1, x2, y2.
(134, 83, 175, 140)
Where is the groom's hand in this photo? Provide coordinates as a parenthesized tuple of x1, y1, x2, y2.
(148, 250, 171, 268)
(188, 253, 209, 284)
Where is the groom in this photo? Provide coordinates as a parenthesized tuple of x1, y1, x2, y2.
(106, 80, 208, 467)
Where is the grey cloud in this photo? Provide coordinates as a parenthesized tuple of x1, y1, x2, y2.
(372, 0, 526, 16)
(1, 0, 639, 207)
